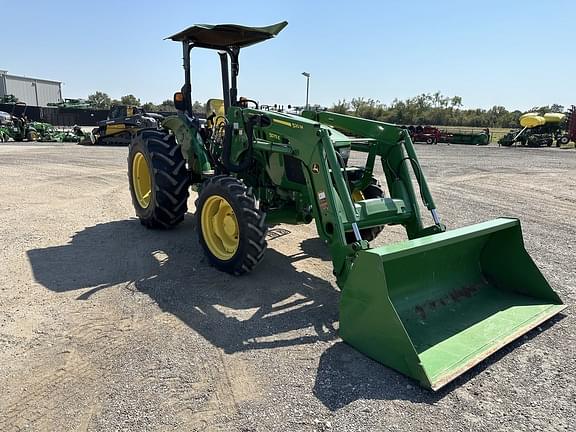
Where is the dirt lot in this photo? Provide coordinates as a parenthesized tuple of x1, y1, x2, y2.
(0, 141, 574, 431)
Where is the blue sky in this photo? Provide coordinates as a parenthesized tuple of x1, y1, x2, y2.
(1, 0, 574, 111)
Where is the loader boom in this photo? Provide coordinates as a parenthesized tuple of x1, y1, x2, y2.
(215, 106, 446, 285)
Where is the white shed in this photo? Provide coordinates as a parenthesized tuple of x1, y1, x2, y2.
(0, 70, 62, 107)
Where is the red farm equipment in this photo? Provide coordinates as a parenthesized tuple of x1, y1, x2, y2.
(406, 125, 441, 144)
(567, 105, 576, 145)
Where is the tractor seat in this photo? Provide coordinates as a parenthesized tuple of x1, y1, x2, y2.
(206, 98, 226, 129)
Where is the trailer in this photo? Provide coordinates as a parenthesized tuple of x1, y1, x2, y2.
(404, 125, 490, 145)
(441, 128, 490, 145)
(406, 125, 441, 144)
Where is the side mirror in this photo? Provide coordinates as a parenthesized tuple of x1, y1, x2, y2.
(174, 92, 186, 111)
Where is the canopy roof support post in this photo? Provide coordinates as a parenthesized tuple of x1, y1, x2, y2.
(229, 48, 240, 107)
(182, 42, 193, 115)
(218, 52, 231, 112)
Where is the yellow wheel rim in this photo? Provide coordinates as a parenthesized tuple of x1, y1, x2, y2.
(132, 152, 152, 208)
(201, 195, 239, 261)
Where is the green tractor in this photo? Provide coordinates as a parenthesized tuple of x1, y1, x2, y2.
(4, 102, 40, 141)
(127, 22, 565, 390)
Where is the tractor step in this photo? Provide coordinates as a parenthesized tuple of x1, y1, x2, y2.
(345, 197, 411, 230)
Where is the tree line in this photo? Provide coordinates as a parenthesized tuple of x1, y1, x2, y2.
(329, 93, 566, 128)
(84, 90, 566, 128)
(87, 91, 205, 113)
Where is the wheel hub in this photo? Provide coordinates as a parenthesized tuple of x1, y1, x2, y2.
(132, 152, 152, 208)
(201, 195, 239, 260)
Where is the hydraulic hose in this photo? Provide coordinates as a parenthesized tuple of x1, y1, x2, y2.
(222, 115, 258, 173)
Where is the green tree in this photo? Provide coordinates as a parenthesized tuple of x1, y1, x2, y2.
(330, 99, 350, 114)
(191, 100, 205, 113)
(450, 96, 463, 109)
(120, 94, 141, 106)
(87, 91, 111, 109)
(142, 102, 157, 111)
(326, 92, 529, 128)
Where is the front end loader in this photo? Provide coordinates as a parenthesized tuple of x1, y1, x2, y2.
(126, 22, 565, 390)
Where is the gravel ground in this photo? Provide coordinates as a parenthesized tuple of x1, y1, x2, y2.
(0, 141, 574, 431)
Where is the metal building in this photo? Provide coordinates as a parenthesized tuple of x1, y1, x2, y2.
(0, 70, 62, 107)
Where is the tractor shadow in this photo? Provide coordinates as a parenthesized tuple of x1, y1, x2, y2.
(26, 218, 339, 354)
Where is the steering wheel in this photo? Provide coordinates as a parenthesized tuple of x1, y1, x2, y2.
(239, 97, 259, 109)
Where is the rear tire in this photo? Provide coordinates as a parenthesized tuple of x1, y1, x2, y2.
(196, 175, 267, 275)
(128, 130, 190, 228)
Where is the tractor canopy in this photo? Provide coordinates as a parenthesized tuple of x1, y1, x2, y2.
(167, 21, 288, 49)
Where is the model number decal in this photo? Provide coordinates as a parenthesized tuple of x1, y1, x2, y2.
(272, 119, 304, 129)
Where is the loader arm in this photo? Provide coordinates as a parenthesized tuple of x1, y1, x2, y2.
(227, 108, 564, 391)
(303, 110, 445, 236)
(226, 108, 362, 283)
(229, 108, 444, 285)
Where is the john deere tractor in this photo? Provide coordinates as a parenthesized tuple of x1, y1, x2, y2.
(127, 22, 564, 390)
(4, 102, 40, 141)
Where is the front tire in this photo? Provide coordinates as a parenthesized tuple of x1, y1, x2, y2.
(196, 175, 267, 275)
(27, 131, 38, 141)
(128, 130, 190, 228)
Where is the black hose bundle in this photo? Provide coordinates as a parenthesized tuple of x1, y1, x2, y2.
(222, 115, 262, 173)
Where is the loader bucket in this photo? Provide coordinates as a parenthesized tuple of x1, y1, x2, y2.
(340, 218, 565, 390)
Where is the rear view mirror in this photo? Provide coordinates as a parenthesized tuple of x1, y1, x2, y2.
(174, 92, 186, 111)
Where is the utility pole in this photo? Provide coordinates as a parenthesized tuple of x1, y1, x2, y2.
(302, 72, 310, 110)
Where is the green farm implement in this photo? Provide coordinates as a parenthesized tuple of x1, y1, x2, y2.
(442, 128, 490, 145)
(0, 110, 10, 142)
(126, 22, 565, 390)
(29, 121, 59, 141)
(47, 98, 92, 109)
(0, 125, 9, 142)
(57, 126, 94, 143)
(1, 102, 59, 142)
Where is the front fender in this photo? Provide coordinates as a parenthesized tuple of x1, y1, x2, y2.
(162, 114, 213, 176)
